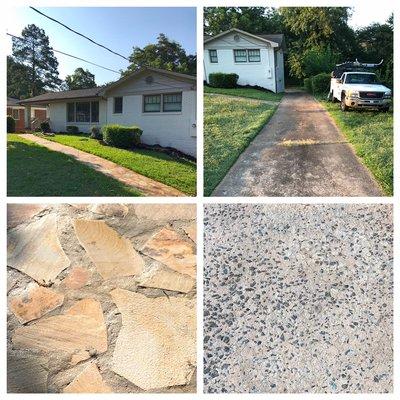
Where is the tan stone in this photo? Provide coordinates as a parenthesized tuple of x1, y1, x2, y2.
(133, 204, 196, 222)
(7, 214, 70, 285)
(74, 220, 144, 280)
(89, 204, 129, 218)
(7, 354, 48, 393)
(12, 299, 108, 355)
(62, 267, 90, 289)
(10, 282, 64, 324)
(7, 204, 48, 229)
(70, 350, 91, 366)
(141, 227, 196, 278)
(63, 363, 112, 393)
(138, 264, 195, 293)
(110, 289, 196, 390)
(184, 222, 197, 243)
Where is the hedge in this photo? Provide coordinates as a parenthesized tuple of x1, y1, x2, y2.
(209, 73, 239, 88)
(304, 77, 312, 93)
(311, 73, 331, 95)
(102, 124, 143, 149)
(90, 126, 102, 140)
(7, 116, 16, 133)
(66, 125, 79, 134)
(40, 121, 51, 133)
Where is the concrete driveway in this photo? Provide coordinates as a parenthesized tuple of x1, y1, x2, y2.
(212, 90, 383, 197)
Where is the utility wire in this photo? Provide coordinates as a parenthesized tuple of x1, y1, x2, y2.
(29, 6, 130, 61)
(7, 33, 121, 74)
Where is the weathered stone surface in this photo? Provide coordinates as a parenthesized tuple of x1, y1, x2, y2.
(10, 282, 64, 323)
(7, 214, 70, 285)
(184, 222, 197, 243)
(63, 362, 112, 393)
(7, 204, 48, 229)
(70, 350, 91, 366)
(8, 354, 49, 393)
(89, 204, 129, 218)
(12, 299, 108, 355)
(110, 288, 196, 390)
(133, 204, 196, 222)
(61, 267, 90, 289)
(138, 264, 195, 293)
(74, 220, 144, 280)
(141, 227, 196, 278)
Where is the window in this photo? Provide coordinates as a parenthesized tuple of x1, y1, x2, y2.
(163, 93, 182, 112)
(113, 97, 123, 113)
(66, 101, 99, 123)
(143, 95, 161, 112)
(248, 49, 261, 62)
(209, 49, 218, 63)
(12, 109, 20, 120)
(234, 49, 247, 63)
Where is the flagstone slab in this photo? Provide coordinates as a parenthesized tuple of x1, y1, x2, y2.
(61, 267, 90, 289)
(184, 222, 197, 243)
(7, 214, 70, 285)
(89, 204, 129, 218)
(10, 282, 64, 324)
(133, 204, 196, 222)
(7, 354, 48, 393)
(138, 264, 195, 293)
(110, 288, 196, 390)
(63, 362, 112, 393)
(12, 299, 108, 355)
(7, 204, 48, 229)
(70, 350, 91, 366)
(141, 227, 196, 278)
(74, 219, 145, 280)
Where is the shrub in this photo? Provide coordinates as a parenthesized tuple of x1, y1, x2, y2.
(209, 73, 239, 88)
(7, 115, 16, 133)
(40, 121, 51, 133)
(304, 78, 312, 93)
(90, 126, 102, 140)
(66, 125, 79, 134)
(102, 124, 143, 149)
(311, 73, 331, 95)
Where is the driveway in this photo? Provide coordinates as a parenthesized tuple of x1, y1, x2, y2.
(212, 90, 383, 196)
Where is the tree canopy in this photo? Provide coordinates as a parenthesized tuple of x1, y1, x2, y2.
(65, 68, 97, 90)
(124, 33, 196, 76)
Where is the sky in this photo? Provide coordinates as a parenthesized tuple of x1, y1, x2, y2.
(348, 5, 392, 28)
(6, 7, 196, 84)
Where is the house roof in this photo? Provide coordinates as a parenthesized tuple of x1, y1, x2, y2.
(7, 97, 21, 106)
(204, 28, 286, 51)
(20, 67, 196, 105)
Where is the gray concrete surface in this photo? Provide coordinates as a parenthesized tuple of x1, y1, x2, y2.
(212, 91, 383, 197)
(204, 204, 393, 393)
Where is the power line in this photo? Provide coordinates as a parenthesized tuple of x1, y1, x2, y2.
(7, 33, 121, 75)
(29, 6, 130, 61)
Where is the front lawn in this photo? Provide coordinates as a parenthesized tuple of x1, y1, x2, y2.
(43, 134, 197, 196)
(7, 134, 141, 196)
(204, 93, 280, 196)
(319, 100, 393, 195)
(204, 85, 283, 102)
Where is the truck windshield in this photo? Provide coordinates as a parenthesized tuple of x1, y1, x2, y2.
(345, 74, 379, 84)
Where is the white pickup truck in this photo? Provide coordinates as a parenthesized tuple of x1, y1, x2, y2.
(328, 61, 391, 112)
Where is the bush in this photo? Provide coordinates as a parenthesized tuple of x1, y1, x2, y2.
(7, 115, 16, 133)
(66, 125, 79, 134)
(304, 78, 312, 93)
(90, 126, 102, 140)
(209, 73, 239, 88)
(311, 73, 331, 95)
(40, 121, 51, 133)
(102, 124, 142, 149)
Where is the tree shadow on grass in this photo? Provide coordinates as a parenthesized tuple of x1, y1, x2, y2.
(7, 139, 141, 197)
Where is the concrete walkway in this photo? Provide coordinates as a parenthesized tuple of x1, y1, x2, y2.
(20, 134, 185, 197)
(213, 90, 383, 197)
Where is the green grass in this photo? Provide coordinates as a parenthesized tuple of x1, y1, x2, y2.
(319, 99, 393, 195)
(43, 134, 196, 195)
(204, 86, 283, 102)
(204, 93, 280, 196)
(7, 134, 141, 196)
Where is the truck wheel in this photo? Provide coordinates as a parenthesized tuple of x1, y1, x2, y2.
(381, 106, 390, 113)
(340, 94, 348, 111)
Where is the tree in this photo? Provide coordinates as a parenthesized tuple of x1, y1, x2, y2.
(65, 68, 96, 90)
(7, 56, 32, 99)
(125, 33, 196, 75)
(12, 24, 61, 97)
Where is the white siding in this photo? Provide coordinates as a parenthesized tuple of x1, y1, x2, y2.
(48, 99, 107, 133)
(204, 31, 278, 92)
